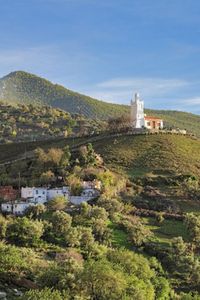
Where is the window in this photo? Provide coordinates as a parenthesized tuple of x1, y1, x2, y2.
(147, 121, 151, 126)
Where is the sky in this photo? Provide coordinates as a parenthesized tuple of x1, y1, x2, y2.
(1, 0, 200, 113)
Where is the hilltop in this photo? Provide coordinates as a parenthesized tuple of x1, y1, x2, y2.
(1, 71, 200, 136)
(0, 71, 128, 119)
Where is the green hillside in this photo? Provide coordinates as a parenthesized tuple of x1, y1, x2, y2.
(1, 133, 200, 178)
(0, 71, 128, 119)
(0, 71, 200, 136)
(91, 134, 200, 178)
(0, 103, 105, 143)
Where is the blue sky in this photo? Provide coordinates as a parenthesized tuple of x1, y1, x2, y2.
(1, 0, 200, 113)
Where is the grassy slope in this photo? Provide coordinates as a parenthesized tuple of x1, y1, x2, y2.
(1, 133, 200, 178)
(1, 71, 200, 136)
(91, 134, 200, 177)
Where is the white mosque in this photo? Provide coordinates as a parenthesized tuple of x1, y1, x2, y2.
(130, 93, 163, 130)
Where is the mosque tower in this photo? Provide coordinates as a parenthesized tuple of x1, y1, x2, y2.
(130, 92, 145, 128)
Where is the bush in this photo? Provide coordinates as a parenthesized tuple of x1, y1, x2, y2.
(6, 217, 44, 246)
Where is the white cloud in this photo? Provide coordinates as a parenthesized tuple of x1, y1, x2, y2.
(81, 77, 190, 104)
(182, 97, 200, 106)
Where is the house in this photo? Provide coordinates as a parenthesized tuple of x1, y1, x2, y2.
(47, 186, 70, 200)
(1, 201, 36, 215)
(21, 187, 47, 204)
(130, 93, 163, 130)
(0, 186, 18, 201)
(34, 188, 47, 203)
(21, 187, 34, 199)
(1, 203, 13, 213)
(144, 116, 163, 130)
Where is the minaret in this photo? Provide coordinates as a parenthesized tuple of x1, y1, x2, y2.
(130, 93, 145, 128)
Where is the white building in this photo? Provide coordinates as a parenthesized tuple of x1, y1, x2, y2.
(21, 187, 47, 204)
(21, 187, 34, 199)
(130, 93, 163, 130)
(1, 201, 36, 215)
(130, 93, 145, 128)
(47, 186, 70, 201)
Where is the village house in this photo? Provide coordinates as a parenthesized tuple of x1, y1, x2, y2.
(1, 201, 36, 215)
(21, 187, 47, 204)
(131, 93, 163, 130)
(1, 180, 102, 214)
(0, 186, 18, 201)
(47, 186, 70, 200)
(144, 116, 164, 130)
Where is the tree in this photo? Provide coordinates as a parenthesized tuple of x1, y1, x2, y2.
(92, 218, 112, 245)
(78, 226, 95, 257)
(97, 197, 123, 217)
(40, 170, 56, 185)
(51, 211, 72, 237)
(107, 114, 131, 133)
(0, 242, 29, 280)
(0, 214, 8, 239)
(47, 196, 68, 211)
(64, 227, 81, 247)
(185, 213, 200, 249)
(79, 143, 97, 166)
(91, 206, 108, 222)
(121, 216, 152, 247)
(39, 259, 82, 292)
(155, 212, 164, 225)
(171, 237, 187, 257)
(60, 146, 71, 168)
(80, 259, 127, 300)
(25, 204, 46, 220)
(6, 217, 44, 246)
(67, 174, 83, 196)
(47, 148, 64, 167)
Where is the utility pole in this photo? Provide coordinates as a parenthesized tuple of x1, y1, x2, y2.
(18, 172, 21, 194)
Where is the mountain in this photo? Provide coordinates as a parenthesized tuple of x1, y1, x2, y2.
(0, 71, 128, 118)
(1, 71, 200, 136)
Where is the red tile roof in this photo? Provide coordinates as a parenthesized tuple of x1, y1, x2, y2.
(144, 116, 163, 121)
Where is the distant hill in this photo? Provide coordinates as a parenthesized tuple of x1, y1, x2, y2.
(1, 71, 200, 136)
(0, 71, 128, 118)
